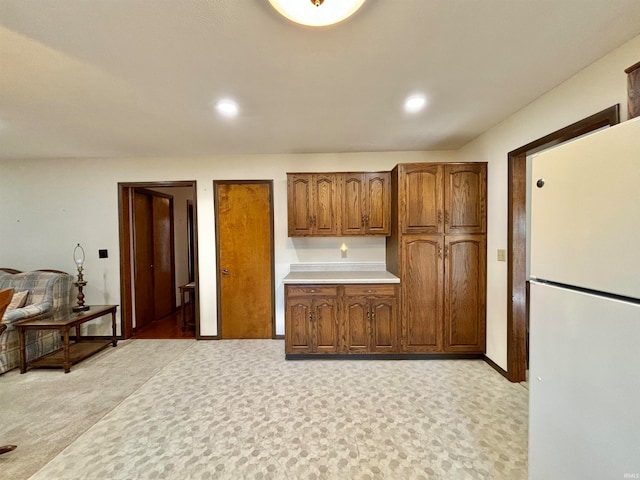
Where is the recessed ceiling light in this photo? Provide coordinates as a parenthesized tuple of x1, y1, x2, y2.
(404, 94, 427, 113)
(216, 99, 239, 117)
(269, 0, 366, 27)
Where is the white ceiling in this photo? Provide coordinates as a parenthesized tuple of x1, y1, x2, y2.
(1, 0, 640, 160)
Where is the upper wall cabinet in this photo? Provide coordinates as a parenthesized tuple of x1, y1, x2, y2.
(399, 163, 486, 235)
(287, 173, 340, 236)
(342, 172, 391, 236)
(400, 164, 443, 234)
(444, 164, 487, 234)
(287, 172, 391, 237)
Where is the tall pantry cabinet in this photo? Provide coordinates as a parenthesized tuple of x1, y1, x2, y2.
(386, 163, 487, 354)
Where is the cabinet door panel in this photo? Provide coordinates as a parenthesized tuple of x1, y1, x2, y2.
(402, 236, 443, 352)
(285, 299, 312, 354)
(445, 164, 486, 234)
(314, 298, 339, 353)
(371, 299, 396, 352)
(313, 174, 339, 235)
(401, 164, 443, 234)
(288, 174, 313, 236)
(343, 174, 365, 235)
(344, 298, 369, 352)
(444, 236, 486, 352)
(365, 173, 391, 235)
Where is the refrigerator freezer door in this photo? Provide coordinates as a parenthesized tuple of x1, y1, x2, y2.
(529, 282, 640, 480)
(530, 118, 640, 299)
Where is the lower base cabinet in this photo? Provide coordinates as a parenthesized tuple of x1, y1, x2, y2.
(285, 286, 339, 354)
(343, 285, 397, 353)
(401, 235, 486, 354)
(285, 284, 398, 355)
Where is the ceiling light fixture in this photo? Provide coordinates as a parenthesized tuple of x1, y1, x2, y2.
(268, 0, 366, 27)
(404, 94, 427, 113)
(216, 99, 239, 118)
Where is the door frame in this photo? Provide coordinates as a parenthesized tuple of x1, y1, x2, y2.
(505, 105, 619, 382)
(118, 181, 199, 339)
(213, 180, 276, 339)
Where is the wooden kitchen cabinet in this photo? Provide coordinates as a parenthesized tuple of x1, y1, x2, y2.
(342, 285, 397, 353)
(285, 284, 398, 356)
(399, 234, 486, 353)
(398, 163, 486, 235)
(444, 164, 486, 234)
(342, 172, 391, 236)
(400, 163, 443, 234)
(287, 173, 340, 236)
(388, 162, 487, 356)
(285, 285, 339, 354)
(443, 235, 486, 352)
(287, 171, 391, 237)
(401, 235, 443, 352)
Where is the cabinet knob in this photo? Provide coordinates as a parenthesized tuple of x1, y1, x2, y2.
(536, 178, 545, 188)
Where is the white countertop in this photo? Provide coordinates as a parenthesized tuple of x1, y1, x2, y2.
(283, 270, 400, 284)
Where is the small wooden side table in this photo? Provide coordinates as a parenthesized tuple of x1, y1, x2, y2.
(178, 282, 196, 332)
(16, 305, 118, 374)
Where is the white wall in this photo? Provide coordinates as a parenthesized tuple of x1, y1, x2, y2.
(0, 150, 454, 337)
(456, 33, 640, 370)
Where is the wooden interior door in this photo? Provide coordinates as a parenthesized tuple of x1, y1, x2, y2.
(216, 181, 274, 339)
(132, 189, 176, 331)
(152, 195, 175, 320)
(133, 190, 155, 330)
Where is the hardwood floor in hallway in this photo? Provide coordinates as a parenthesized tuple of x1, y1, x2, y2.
(132, 309, 195, 339)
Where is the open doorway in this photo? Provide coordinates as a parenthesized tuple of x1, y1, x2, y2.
(506, 106, 619, 382)
(118, 181, 199, 339)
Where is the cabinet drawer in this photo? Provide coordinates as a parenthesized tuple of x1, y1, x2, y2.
(343, 285, 396, 297)
(286, 285, 338, 297)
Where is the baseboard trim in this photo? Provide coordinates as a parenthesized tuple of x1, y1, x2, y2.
(286, 353, 484, 360)
(69, 335, 123, 341)
(194, 336, 284, 340)
(483, 355, 509, 380)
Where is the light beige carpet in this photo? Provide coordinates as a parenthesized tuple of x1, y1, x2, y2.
(0, 339, 194, 480)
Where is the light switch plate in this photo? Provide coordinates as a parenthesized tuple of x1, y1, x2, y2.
(497, 249, 506, 262)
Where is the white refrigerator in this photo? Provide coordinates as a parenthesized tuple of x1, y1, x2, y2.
(529, 117, 640, 479)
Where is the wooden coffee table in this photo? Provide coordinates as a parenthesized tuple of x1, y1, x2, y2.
(16, 305, 118, 373)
